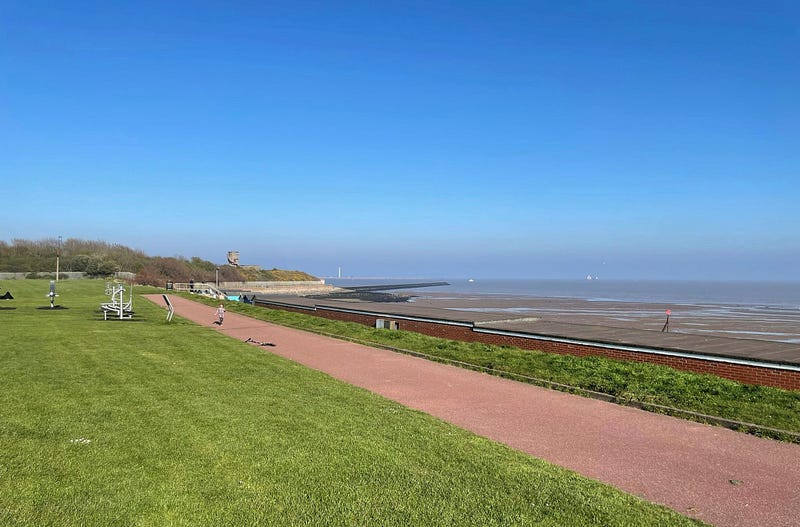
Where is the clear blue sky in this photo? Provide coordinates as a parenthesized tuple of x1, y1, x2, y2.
(2, 1, 798, 280)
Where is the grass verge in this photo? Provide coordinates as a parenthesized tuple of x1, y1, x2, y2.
(0, 279, 704, 526)
(185, 292, 800, 440)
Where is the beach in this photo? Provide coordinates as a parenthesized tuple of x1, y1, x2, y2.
(324, 279, 800, 345)
(254, 280, 800, 387)
(407, 292, 800, 344)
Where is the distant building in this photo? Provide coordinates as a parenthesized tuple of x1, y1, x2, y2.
(227, 251, 261, 271)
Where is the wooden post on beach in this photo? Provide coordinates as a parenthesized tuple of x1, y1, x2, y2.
(661, 309, 671, 332)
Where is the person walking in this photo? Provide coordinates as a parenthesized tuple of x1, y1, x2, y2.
(215, 304, 225, 325)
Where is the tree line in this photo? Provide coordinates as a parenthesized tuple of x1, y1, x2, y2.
(0, 238, 316, 286)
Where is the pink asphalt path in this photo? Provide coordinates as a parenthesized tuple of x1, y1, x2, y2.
(147, 295, 800, 527)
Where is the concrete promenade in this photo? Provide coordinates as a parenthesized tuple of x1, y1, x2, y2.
(146, 295, 800, 527)
(249, 295, 800, 390)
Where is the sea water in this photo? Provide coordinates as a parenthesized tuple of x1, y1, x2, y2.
(328, 278, 800, 308)
(327, 279, 800, 342)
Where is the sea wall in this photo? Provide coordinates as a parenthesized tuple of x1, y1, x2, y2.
(222, 281, 334, 295)
(255, 299, 800, 391)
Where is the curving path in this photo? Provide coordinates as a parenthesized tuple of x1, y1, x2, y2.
(145, 295, 800, 527)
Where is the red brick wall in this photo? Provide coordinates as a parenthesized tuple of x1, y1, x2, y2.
(257, 302, 800, 391)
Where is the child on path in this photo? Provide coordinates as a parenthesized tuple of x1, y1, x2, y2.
(215, 304, 225, 325)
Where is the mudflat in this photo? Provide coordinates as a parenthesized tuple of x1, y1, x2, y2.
(408, 292, 800, 344)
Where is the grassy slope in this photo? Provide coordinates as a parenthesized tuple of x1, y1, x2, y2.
(0, 280, 702, 526)
(200, 295, 800, 437)
(236, 268, 318, 281)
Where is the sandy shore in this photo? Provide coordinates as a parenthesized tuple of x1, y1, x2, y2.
(407, 292, 800, 344)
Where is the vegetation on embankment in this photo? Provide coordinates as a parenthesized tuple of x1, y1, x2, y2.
(235, 266, 318, 281)
(0, 279, 704, 526)
(188, 294, 800, 440)
(0, 238, 317, 286)
(0, 238, 148, 276)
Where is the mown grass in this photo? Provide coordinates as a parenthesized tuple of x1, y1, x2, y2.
(0, 279, 703, 526)
(189, 293, 800, 437)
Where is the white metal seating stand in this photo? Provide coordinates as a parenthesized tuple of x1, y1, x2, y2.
(100, 282, 133, 320)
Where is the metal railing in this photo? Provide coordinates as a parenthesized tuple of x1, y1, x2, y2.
(171, 282, 225, 298)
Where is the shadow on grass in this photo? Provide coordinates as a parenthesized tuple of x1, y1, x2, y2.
(93, 318, 147, 323)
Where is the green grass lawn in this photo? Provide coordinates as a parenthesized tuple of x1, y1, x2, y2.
(0, 279, 703, 526)
(190, 293, 800, 439)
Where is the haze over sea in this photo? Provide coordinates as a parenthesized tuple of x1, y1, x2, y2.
(329, 278, 800, 308)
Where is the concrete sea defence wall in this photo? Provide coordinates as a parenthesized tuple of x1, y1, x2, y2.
(255, 299, 800, 391)
(222, 281, 335, 296)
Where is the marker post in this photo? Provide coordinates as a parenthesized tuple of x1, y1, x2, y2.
(661, 309, 671, 333)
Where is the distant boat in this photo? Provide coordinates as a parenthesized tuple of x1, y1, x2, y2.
(468, 278, 475, 282)
(586, 275, 593, 280)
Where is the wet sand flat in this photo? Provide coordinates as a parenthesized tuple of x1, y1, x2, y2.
(409, 293, 800, 344)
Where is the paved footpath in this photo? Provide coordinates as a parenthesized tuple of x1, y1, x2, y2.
(147, 295, 800, 527)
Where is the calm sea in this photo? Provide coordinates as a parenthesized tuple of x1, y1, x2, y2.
(327, 278, 800, 309)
